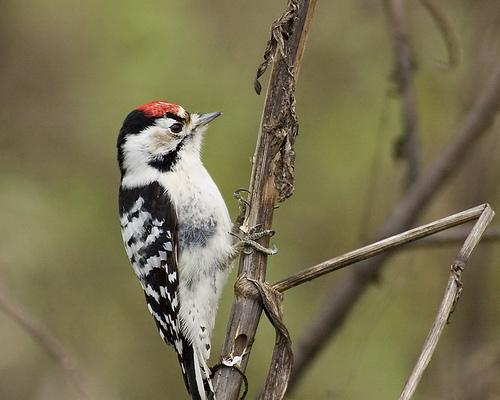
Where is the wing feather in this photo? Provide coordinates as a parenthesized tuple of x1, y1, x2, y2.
(119, 182, 214, 399)
(119, 182, 179, 347)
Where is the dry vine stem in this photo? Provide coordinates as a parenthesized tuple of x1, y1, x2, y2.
(215, 1, 496, 399)
(213, 1, 317, 399)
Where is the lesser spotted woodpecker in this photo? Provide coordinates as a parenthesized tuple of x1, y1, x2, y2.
(117, 101, 235, 400)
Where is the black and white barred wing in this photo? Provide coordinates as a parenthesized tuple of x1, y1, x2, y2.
(119, 182, 214, 400)
(119, 183, 180, 348)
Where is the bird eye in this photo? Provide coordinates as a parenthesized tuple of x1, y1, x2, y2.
(170, 123, 182, 134)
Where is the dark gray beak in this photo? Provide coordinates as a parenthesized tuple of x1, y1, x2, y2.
(197, 111, 222, 127)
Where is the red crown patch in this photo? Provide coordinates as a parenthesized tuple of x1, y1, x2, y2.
(136, 101, 181, 117)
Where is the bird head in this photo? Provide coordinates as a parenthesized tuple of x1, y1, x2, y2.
(117, 101, 221, 180)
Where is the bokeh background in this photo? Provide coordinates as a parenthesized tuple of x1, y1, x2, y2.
(1, 0, 500, 399)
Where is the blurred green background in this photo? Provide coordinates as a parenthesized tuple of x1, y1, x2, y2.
(1, 0, 500, 399)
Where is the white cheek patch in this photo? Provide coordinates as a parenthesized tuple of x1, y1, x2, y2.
(123, 124, 180, 157)
(148, 129, 179, 155)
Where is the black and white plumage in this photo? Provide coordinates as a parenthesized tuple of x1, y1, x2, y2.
(117, 101, 235, 400)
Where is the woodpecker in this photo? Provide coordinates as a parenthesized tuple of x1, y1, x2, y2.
(117, 101, 235, 400)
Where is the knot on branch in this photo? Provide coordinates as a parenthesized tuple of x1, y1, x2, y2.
(448, 257, 466, 322)
(234, 274, 261, 300)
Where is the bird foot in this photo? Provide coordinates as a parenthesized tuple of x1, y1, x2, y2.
(231, 189, 277, 256)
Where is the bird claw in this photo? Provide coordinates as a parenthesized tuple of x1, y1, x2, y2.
(240, 225, 278, 255)
(231, 189, 277, 255)
(243, 241, 278, 256)
(233, 188, 250, 206)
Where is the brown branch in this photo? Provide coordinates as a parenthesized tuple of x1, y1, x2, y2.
(0, 282, 89, 399)
(288, 56, 500, 393)
(384, 0, 421, 183)
(213, 1, 316, 399)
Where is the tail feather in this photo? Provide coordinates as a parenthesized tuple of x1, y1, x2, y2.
(178, 338, 215, 400)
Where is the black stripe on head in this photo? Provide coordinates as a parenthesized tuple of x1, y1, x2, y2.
(164, 112, 185, 123)
(148, 138, 186, 173)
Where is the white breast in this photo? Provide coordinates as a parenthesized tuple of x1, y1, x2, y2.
(159, 149, 234, 359)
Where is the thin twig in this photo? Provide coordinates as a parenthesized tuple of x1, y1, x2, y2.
(0, 282, 89, 399)
(398, 205, 495, 400)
